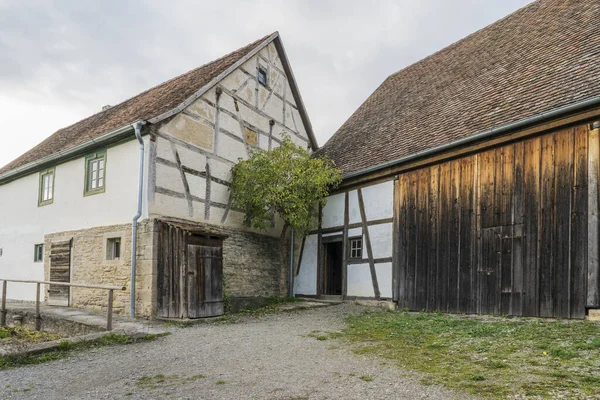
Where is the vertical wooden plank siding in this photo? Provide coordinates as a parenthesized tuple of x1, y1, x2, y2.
(459, 157, 473, 313)
(437, 163, 451, 311)
(398, 174, 409, 307)
(427, 166, 440, 310)
(394, 122, 596, 318)
(405, 172, 418, 308)
(416, 168, 430, 309)
(522, 137, 541, 316)
(571, 126, 588, 319)
(553, 129, 573, 318)
(448, 161, 461, 313)
(539, 134, 555, 317)
(588, 126, 600, 307)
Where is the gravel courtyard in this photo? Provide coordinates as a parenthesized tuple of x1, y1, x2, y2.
(0, 304, 472, 400)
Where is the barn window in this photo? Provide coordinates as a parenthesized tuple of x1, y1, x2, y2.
(106, 237, 121, 260)
(258, 67, 268, 87)
(34, 244, 44, 262)
(349, 237, 363, 259)
(84, 150, 106, 196)
(38, 168, 55, 206)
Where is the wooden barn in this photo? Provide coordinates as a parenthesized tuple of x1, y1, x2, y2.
(294, 0, 600, 318)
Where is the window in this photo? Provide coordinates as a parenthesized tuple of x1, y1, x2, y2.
(106, 238, 121, 260)
(257, 67, 268, 87)
(84, 151, 106, 196)
(34, 244, 44, 262)
(244, 126, 258, 146)
(38, 168, 55, 206)
(349, 237, 363, 259)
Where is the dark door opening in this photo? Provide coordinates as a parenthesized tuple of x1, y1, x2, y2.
(323, 241, 343, 295)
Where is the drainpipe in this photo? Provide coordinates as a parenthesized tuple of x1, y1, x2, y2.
(130, 120, 146, 318)
(289, 227, 294, 297)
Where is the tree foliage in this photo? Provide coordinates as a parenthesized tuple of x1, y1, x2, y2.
(230, 136, 342, 235)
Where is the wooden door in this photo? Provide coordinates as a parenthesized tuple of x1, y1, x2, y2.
(48, 239, 71, 306)
(187, 240, 223, 318)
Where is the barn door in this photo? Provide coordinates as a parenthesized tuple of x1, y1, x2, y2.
(187, 239, 223, 318)
(48, 239, 72, 306)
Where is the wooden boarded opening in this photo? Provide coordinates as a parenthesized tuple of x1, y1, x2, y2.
(48, 239, 72, 306)
(156, 219, 225, 319)
(395, 122, 599, 319)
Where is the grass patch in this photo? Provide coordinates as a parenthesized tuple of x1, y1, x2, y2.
(358, 375, 373, 382)
(0, 326, 63, 344)
(0, 332, 169, 370)
(337, 310, 600, 398)
(215, 380, 226, 385)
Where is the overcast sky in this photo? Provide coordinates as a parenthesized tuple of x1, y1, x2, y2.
(0, 0, 533, 168)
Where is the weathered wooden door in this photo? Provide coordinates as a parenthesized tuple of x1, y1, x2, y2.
(187, 239, 223, 318)
(48, 239, 71, 306)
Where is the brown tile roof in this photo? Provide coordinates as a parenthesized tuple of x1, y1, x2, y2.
(0, 33, 274, 175)
(317, 0, 600, 175)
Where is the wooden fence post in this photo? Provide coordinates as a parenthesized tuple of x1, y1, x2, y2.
(35, 282, 41, 331)
(0, 281, 6, 327)
(107, 289, 114, 331)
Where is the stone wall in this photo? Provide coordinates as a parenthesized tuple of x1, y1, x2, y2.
(43, 217, 285, 319)
(44, 220, 156, 318)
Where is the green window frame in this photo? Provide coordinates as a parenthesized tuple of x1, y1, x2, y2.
(84, 150, 107, 196)
(34, 244, 44, 262)
(38, 167, 55, 207)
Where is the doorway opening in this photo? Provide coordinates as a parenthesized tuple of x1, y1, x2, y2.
(323, 241, 343, 296)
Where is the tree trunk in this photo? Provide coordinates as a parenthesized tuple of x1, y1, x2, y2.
(279, 222, 289, 296)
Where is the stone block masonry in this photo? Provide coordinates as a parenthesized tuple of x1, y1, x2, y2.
(43, 217, 285, 319)
(44, 220, 156, 318)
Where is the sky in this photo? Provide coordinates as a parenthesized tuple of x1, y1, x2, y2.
(0, 0, 533, 169)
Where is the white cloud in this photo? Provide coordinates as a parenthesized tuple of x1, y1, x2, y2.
(0, 0, 532, 168)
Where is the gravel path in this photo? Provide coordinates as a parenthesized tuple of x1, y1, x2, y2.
(0, 304, 474, 400)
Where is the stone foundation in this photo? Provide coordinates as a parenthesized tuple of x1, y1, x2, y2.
(43, 217, 286, 319)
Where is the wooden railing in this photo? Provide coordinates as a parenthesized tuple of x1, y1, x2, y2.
(0, 279, 126, 331)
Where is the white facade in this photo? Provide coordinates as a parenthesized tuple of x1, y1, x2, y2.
(295, 180, 395, 299)
(0, 139, 148, 300)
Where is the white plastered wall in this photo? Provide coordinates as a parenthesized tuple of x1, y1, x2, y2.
(294, 180, 395, 298)
(0, 139, 147, 301)
(150, 41, 313, 237)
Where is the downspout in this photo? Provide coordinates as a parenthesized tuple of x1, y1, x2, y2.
(289, 227, 294, 297)
(130, 120, 147, 318)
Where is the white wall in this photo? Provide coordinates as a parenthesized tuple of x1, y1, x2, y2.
(150, 41, 313, 237)
(295, 180, 395, 299)
(0, 139, 146, 300)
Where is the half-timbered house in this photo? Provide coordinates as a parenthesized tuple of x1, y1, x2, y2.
(295, 0, 600, 318)
(0, 32, 316, 318)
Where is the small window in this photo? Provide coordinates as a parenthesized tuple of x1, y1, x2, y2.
(349, 237, 363, 259)
(34, 244, 44, 262)
(85, 151, 106, 196)
(257, 67, 268, 87)
(38, 168, 55, 206)
(106, 238, 121, 260)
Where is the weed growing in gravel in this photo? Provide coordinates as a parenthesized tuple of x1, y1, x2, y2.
(0, 327, 63, 344)
(0, 332, 169, 370)
(338, 310, 600, 398)
(216, 380, 226, 385)
(135, 373, 205, 390)
(359, 375, 373, 382)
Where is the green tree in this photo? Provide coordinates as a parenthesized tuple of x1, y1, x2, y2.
(230, 136, 342, 292)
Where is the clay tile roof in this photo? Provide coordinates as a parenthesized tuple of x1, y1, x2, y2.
(317, 0, 600, 174)
(0, 33, 275, 175)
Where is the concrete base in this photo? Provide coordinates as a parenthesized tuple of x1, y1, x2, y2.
(353, 299, 397, 311)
